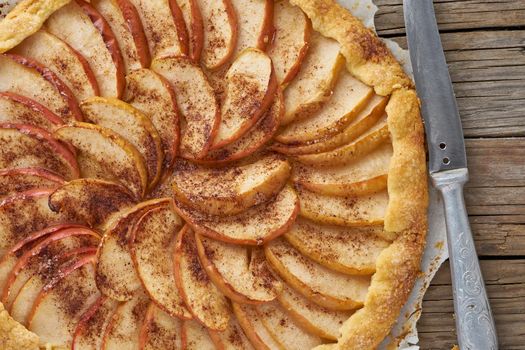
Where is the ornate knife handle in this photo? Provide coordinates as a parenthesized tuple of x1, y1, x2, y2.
(432, 168, 498, 350)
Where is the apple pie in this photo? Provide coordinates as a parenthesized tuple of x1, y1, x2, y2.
(0, 0, 428, 349)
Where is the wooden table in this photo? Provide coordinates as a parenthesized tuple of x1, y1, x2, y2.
(374, 1, 525, 348)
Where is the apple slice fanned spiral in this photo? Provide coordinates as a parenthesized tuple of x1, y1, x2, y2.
(0, 0, 408, 348)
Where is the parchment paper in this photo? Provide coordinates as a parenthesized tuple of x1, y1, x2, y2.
(0, 1, 448, 348)
(336, 1, 449, 348)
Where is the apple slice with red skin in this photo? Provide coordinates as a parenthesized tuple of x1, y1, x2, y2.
(27, 254, 100, 346)
(177, 0, 204, 61)
(208, 315, 254, 350)
(256, 301, 323, 349)
(196, 234, 281, 304)
(46, 0, 125, 98)
(0, 54, 82, 123)
(269, 0, 312, 86)
(54, 122, 148, 199)
(72, 295, 119, 350)
(211, 48, 277, 149)
(173, 226, 230, 331)
(0, 189, 84, 258)
(182, 320, 216, 350)
(0, 167, 65, 199)
(49, 178, 137, 229)
(92, 0, 151, 72)
(173, 185, 299, 245)
(0, 123, 79, 180)
(152, 56, 220, 160)
(139, 303, 184, 350)
(231, 0, 274, 53)
(195, 0, 238, 70)
(125, 68, 180, 173)
(95, 198, 171, 301)
(101, 289, 151, 349)
(172, 154, 291, 216)
(127, 0, 189, 59)
(0, 92, 64, 131)
(232, 302, 282, 350)
(130, 202, 191, 319)
(198, 88, 283, 164)
(11, 30, 100, 101)
(1, 228, 99, 308)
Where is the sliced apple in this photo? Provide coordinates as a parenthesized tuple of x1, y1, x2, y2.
(293, 142, 392, 197)
(0, 123, 79, 180)
(152, 56, 220, 160)
(231, 0, 274, 52)
(265, 239, 370, 310)
(54, 122, 148, 199)
(139, 303, 183, 350)
(285, 218, 389, 275)
(172, 154, 290, 215)
(200, 88, 283, 164)
(1, 229, 98, 308)
(95, 198, 170, 301)
(269, 0, 311, 86)
(293, 116, 389, 166)
(182, 320, 216, 350)
(211, 48, 277, 148)
(10, 275, 46, 326)
(272, 95, 388, 155)
(0, 92, 64, 131)
(125, 69, 180, 172)
(278, 284, 352, 340)
(130, 202, 191, 319)
(257, 301, 323, 349)
(178, 0, 204, 61)
(72, 296, 119, 350)
(232, 303, 282, 350)
(28, 255, 100, 346)
(102, 289, 150, 349)
(0, 54, 82, 122)
(281, 32, 344, 125)
(48, 178, 136, 229)
(195, 0, 237, 70)
(174, 185, 299, 245)
(11, 30, 99, 101)
(173, 226, 230, 331)
(81, 97, 164, 188)
(297, 186, 388, 227)
(208, 314, 254, 349)
(127, 0, 188, 59)
(0, 167, 64, 199)
(196, 234, 281, 304)
(277, 71, 373, 144)
(46, 0, 125, 98)
(92, 0, 151, 72)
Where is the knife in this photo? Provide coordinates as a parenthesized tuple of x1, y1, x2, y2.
(403, 1, 498, 349)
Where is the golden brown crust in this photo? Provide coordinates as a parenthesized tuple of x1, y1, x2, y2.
(290, 0, 413, 96)
(0, 0, 71, 53)
(0, 302, 39, 350)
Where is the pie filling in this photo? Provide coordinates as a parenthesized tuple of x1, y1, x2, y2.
(0, 0, 427, 349)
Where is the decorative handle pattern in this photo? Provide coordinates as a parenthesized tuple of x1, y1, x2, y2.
(432, 168, 498, 350)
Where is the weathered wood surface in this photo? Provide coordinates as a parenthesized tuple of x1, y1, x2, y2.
(374, 1, 525, 348)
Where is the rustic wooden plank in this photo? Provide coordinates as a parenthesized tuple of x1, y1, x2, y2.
(419, 260, 525, 349)
(471, 216, 525, 256)
(388, 31, 525, 138)
(375, 0, 525, 35)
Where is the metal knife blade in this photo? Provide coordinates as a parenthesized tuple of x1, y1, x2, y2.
(403, 0, 467, 174)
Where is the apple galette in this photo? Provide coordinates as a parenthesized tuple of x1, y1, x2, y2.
(0, 0, 428, 349)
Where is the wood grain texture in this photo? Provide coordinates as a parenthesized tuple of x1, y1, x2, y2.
(375, 0, 525, 35)
(418, 260, 525, 349)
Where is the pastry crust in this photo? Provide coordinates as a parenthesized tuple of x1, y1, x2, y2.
(0, 0, 71, 53)
(0, 1, 428, 349)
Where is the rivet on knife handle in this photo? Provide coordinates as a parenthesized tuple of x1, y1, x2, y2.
(433, 169, 498, 350)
